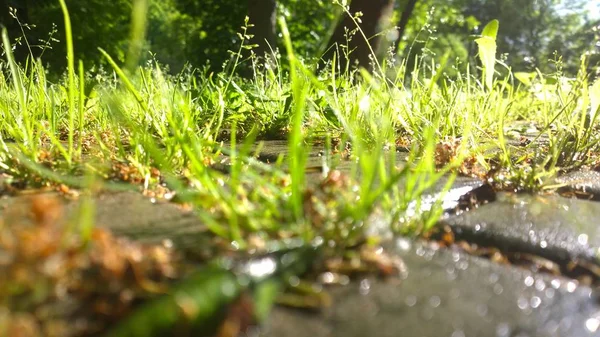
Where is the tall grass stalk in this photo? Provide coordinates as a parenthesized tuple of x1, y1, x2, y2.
(2, 27, 33, 150)
(78, 60, 85, 159)
(58, 0, 76, 165)
(279, 17, 309, 227)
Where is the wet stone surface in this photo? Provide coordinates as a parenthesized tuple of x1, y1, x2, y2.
(4, 148, 600, 336)
(442, 193, 600, 267)
(556, 170, 600, 200)
(0, 191, 213, 253)
(263, 239, 600, 337)
(220, 140, 409, 182)
(80, 191, 204, 240)
(413, 176, 495, 217)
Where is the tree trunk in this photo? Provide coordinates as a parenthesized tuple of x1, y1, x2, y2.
(246, 0, 277, 58)
(394, 0, 419, 54)
(0, 0, 9, 26)
(322, 0, 395, 71)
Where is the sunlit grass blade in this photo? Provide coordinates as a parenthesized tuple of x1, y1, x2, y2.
(279, 16, 309, 226)
(2, 27, 33, 149)
(58, 0, 77, 165)
(475, 19, 499, 91)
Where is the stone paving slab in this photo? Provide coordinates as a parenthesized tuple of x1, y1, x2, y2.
(413, 176, 495, 217)
(556, 170, 600, 200)
(4, 169, 600, 336)
(442, 193, 600, 266)
(0, 191, 211, 250)
(0, 173, 491, 249)
(83, 191, 204, 238)
(263, 239, 600, 337)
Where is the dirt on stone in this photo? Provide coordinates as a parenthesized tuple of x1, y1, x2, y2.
(0, 194, 188, 337)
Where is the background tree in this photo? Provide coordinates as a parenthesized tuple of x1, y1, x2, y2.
(459, 0, 580, 71)
(393, 0, 598, 78)
(24, 0, 131, 72)
(247, 0, 277, 58)
(1, 0, 597, 78)
(322, 0, 395, 71)
(394, 0, 420, 53)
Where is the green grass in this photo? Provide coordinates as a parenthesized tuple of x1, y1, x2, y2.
(0, 5, 599, 248)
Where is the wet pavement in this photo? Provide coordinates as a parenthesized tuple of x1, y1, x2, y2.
(264, 239, 600, 336)
(556, 170, 600, 200)
(2, 141, 600, 336)
(443, 193, 600, 269)
(261, 167, 600, 337)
